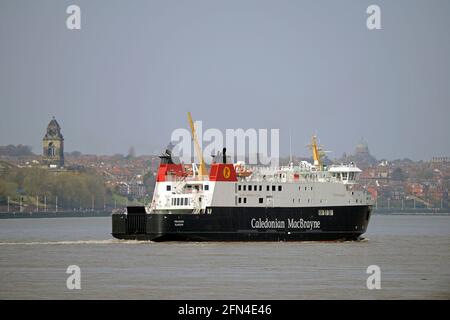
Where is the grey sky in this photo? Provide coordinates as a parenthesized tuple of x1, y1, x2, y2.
(0, 0, 449, 160)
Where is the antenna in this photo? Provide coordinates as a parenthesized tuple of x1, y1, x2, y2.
(289, 129, 292, 165)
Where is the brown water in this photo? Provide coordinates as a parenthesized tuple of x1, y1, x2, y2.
(0, 215, 449, 299)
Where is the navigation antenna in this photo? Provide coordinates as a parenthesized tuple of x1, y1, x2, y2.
(289, 129, 293, 167)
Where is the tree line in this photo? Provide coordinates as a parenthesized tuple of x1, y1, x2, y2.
(0, 167, 109, 209)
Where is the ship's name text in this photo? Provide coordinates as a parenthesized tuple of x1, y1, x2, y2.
(251, 218, 320, 230)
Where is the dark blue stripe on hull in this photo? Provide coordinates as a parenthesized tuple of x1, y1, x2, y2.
(112, 205, 372, 242)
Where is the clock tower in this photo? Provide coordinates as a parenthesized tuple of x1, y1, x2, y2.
(42, 117, 64, 167)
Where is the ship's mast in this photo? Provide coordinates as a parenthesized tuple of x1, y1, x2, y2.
(289, 129, 293, 166)
(187, 112, 207, 177)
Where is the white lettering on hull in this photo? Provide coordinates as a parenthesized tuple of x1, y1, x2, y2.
(250, 218, 320, 230)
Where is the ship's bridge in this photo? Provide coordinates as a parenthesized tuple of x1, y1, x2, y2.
(328, 164, 362, 184)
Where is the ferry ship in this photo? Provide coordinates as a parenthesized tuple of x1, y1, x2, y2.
(112, 113, 374, 241)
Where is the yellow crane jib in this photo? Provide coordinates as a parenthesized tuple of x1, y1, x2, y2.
(187, 112, 207, 176)
(309, 135, 324, 169)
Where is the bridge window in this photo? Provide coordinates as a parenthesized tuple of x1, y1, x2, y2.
(204, 184, 209, 191)
(166, 185, 171, 191)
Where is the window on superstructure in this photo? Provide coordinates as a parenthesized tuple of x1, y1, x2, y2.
(249, 185, 252, 191)
(166, 185, 171, 191)
(238, 185, 242, 191)
(176, 198, 180, 206)
(238, 197, 242, 204)
(278, 186, 282, 191)
(259, 198, 263, 204)
(259, 185, 262, 191)
(204, 184, 209, 191)
(243, 185, 246, 191)
(267, 185, 270, 191)
(243, 198, 247, 204)
(272, 185, 276, 191)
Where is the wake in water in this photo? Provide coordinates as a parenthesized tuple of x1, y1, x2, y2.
(0, 239, 154, 246)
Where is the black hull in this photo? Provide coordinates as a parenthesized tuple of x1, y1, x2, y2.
(112, 205, 372, 242)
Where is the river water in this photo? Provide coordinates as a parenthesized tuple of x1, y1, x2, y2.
(0, 214, 449, 299)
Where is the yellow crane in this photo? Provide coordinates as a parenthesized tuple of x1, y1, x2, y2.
(308, 135, 326, 170)
(187, 112, 207, 176)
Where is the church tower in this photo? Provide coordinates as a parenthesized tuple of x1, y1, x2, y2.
(42, 117, 64, 167)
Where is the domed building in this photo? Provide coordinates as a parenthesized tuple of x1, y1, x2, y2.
(42, 117, 64, 167)
(340, 139, 377, 168)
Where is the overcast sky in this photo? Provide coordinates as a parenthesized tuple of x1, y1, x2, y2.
(0, 0, 449, 160)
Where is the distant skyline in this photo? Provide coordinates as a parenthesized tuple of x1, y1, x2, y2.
(1, 0, 449, 160)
